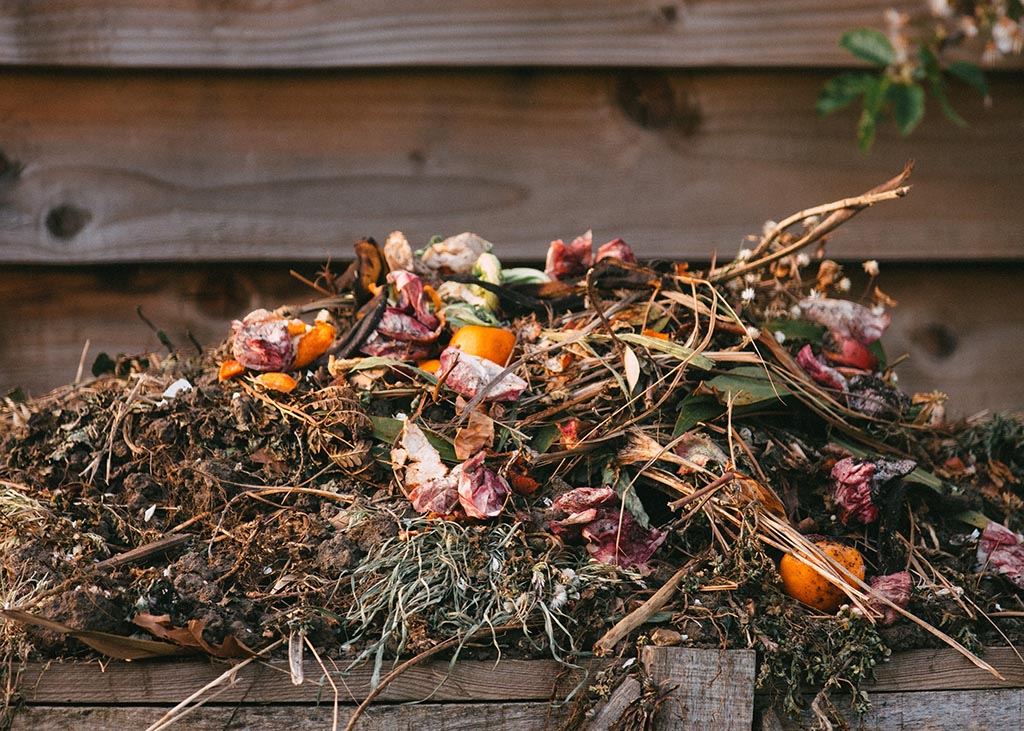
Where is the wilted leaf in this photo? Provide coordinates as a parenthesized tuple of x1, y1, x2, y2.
(133, 613, 255, 658)
(454, 408, 495, 460)
(623, 345, 641, 393)
(289, 629, 305, 685)
(0, 608, 191, 660)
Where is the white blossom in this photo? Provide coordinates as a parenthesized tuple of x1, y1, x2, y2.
(992, 18, 1023, 56)
(862, 259, 880, 277)
(745, 326, 761, 340)
(736, 247, 752, 262)
(838, 277, 851, 292)
(741, 287, 755, 302)
(796, 253, 811, 268)
(774, 330, 787, 345)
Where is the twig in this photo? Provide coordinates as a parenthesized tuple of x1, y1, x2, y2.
(592, 554, 707, 657)
(94, 533, 194, 570)
(710, 163, 913, 283)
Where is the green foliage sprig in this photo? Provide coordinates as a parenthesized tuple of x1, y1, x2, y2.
(820, 2, 1023, 151)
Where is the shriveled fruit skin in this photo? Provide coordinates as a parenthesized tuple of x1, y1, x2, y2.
(448, 325, 516, 366)
(779, 541, 865, 612)
(292, 320, 336, 369)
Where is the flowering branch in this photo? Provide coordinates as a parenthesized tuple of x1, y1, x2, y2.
(820, 1, 1023, 151)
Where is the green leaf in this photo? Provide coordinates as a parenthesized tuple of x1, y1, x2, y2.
(948, 61, 989, 97)
(699, 366, 792, 407)
(888, 83, 926, 136)
(929, 76, 968, 128)
(956, 510, 992, 531)
(530, 423, 562, 454)
(764, 319, 826, 344)
(816, 72, 876, 116)
(615, 333, 716, 370)
(856, 108, 878, 153)
(672, 394, 724, 438)
(856, 76, 888, 152)
(840, 29, 897, 67)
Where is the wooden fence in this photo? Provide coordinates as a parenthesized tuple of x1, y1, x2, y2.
(0, 1, 1022, 414)
(9, 646, 1024, 730)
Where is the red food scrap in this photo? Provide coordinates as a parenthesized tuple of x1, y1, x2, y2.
(798, 297, 890, 345)
(596, 237, 636, 264)
(796, 345, 848, 395)
(831, 458, 878, 525)
(437, 346, 527, 402)
(582, 512, 667, 567)
(868, 571, 912, 625)
(457, 452, 511, 519)
(389, 270, 439, 331)
(549, 486, 665, 568)
(977, 521, 1024, 589)
(545, 230, 594, 280)
(231, 309, 296, 372)
(830, 457, 916, 526)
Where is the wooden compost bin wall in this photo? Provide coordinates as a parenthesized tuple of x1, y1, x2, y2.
(10, 646, 1024, 730)
(1, 4, 1023, 729)
(0, 2, 1023, 415)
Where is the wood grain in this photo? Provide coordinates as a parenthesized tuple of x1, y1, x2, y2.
(2, 264, 1021, 416)
(642, 646, 756, 731)
(0, 69, 1022, 265)
(9, 702, 557, 731)
(16, 656, 584, 704)
(4, 1, 1020, 70)
(866, 646, 1024, 692)
(778, 689, 1024, 730)
(875, 265, 1024, 419)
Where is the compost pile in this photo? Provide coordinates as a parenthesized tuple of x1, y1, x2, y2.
(2, 167, 1023, 724)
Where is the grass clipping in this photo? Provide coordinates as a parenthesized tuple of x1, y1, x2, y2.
(2, 163, 1023, 728)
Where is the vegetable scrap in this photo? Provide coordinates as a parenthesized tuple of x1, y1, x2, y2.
(2, 165, 1023, 729)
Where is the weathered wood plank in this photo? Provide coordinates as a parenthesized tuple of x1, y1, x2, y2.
(3, 264, 1021, 416)
(16, 656, 585, 704)
(642, 646, 756, 731)
(1, 70, 1022, 265)
(774, 688, 1024, 730)
(876, 266, 1024, 418)
(866, 646, 1024, 692)
(4, 1, 1020, 70)
(9, 702, 556, 731)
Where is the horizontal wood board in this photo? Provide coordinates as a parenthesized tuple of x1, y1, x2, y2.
(11, 648, 1024, 730)
(15, 656, 583, 705)
(9, 702, 557, 731)
(15, 647, 1022, 706)
(776, 688, 1024, 730)
(1, 69, 1022, 265)
(1, 264, 1021, 416)
(4, 1, 1022, 70)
